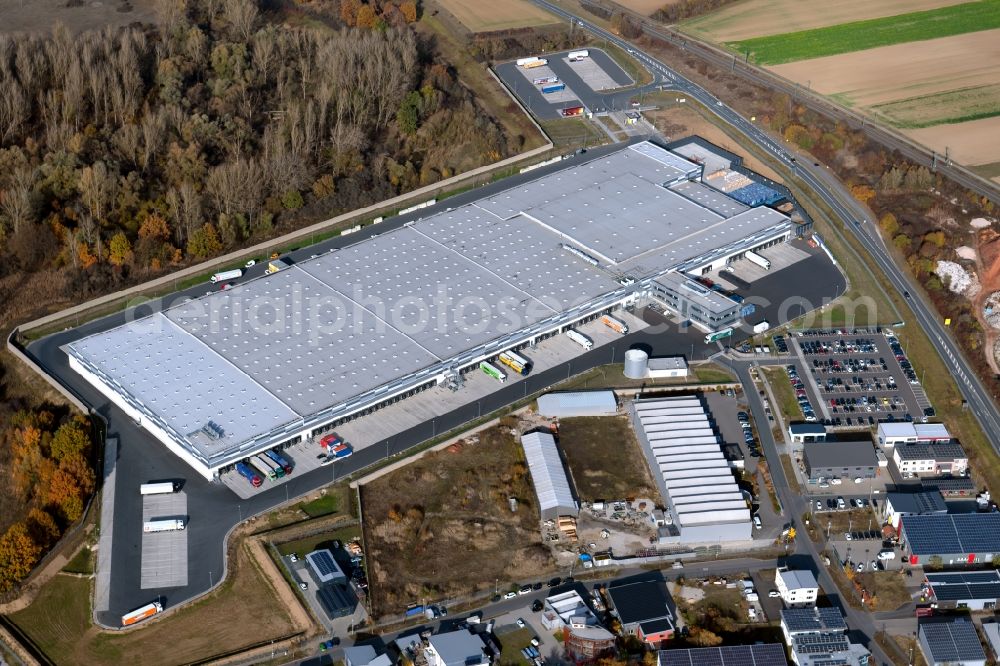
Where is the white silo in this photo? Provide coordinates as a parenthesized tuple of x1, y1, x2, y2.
(623, 349, 649, 379)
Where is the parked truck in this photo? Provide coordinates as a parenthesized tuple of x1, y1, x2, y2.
(266, 258, 290, 274)
(752, 320, 770, 334)
(139, 482, 176, 496)
(480, 360, 507, 383)
(122, 601, 163, 627)
(265, 449, 293, 475)
(541, 83, 566, 94)
(143, 519, 185, 533)
(745, 250, 770, 270)
(533, 76, 558, 85)
(524, 59, 547, 69)
(516, 57, 540, 67)
(567, 50, 590, 61)
(210, 269, 243, 283)
(600, 314, 628, 335)
(565, 329, 593, 350)
(329, 442, 353, 459)
(235, 461, 262, 488)
(498, 350, 531, 376)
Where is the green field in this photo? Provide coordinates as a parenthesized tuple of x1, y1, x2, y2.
(872, 84, 1000, 128)
(732, 0, 1000, 65)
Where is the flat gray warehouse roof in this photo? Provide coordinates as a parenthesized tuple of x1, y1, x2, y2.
(65, 140, 792, 474)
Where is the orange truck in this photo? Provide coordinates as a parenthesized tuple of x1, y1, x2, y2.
(122, 601, 163, 627)
(600, 314, 628, 335)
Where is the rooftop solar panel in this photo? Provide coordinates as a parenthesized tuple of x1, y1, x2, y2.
(919, 621, 986, 662)
(903, 514, 1000, 555)
(658, 644, 786, 666)
(781, 607, 846, 634)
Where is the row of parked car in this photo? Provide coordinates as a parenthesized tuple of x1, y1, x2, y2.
(738, 411, 761, 458)
(785, 365, 817, 422)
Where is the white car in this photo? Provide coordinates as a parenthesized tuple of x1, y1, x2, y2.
(245, 259, 256, 267)
(289, 553, 298, 563)
(768, 590, 780, 598)
(503, 592, 517, 600)
(516, 618, 526, 628)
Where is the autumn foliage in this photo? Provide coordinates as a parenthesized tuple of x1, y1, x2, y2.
(0, 412, 94, 592)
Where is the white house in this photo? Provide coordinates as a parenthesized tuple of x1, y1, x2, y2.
(775, 569, 819, 607)
(426, 630, 490, 666)
(893, 442, 968, 476)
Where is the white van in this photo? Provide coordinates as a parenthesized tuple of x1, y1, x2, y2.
(877, 549, 896, 561)
(753, 515, 762, 530)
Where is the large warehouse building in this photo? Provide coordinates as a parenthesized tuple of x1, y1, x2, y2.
(629, 395, 752, 543)
(64, 141, 794, 480)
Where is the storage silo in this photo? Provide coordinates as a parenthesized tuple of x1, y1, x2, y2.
(623, 349, 649, 379)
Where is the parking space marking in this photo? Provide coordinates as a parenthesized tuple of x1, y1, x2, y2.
(140, 492, 188, 589)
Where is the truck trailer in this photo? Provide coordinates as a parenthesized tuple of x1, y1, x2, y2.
(565, 329, 593, 350)
(516, 57, 540, 67)
(210, 269, 243, 283)
(523, 59, 548, 69)
(122, 601, 163, 627)
(533, 76, 558, 85)
(567, 50, 590, 61)
(745, 250, 770, 270)
(541, 83, 565, 94)
(236, 461, 263, 487)
(560, 106, 584, 118)
(265, 449, 293, 475)
(752, 321, 770, 334)
(498, 350, 531, 376)
(139, 482, 176, 496)
(480, 361, 507, 383)
(600, 314, 628, 335)
(143, 519, 185, 533)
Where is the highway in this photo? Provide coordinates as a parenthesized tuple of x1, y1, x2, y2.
(533, 0, 1000, 456)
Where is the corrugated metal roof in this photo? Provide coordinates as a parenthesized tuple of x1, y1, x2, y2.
(536, 391, 617, 418)
(520, 431, 577, 515)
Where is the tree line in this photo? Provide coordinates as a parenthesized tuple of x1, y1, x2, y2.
(0, 0, 509, 294)
(0, 414, 94, 592)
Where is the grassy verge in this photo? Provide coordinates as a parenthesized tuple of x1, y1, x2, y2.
(61, 545, 95, 575)
(539, 118, 605, 148)
(561, 362, 736, 391)
(692, 364, 736, 383)
(731, 0, 1000, 65)
(9, 535, 298, 665)
(298, 493, 340, 519)
(496, 626, 536, 666)
(761, 367, 801, 420)
(597, 41, 653, 87)
(274, 524, 363, 557)
(779, 454, 801, 494)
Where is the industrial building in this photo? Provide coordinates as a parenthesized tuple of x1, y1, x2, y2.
(629, 395, 752, 543)
(788, 423, 827, 443)
(802, 441, 877, 482)
(520, 431, 578, 520)
(537, 391, 617, 418)
(925, 570, 1000, 610)
(605, 579, 676, 647)
(893, 442, 968, 476)
(658, 644, 788, 666)
(877, 422, 951, 448)
(426, 630, 491, 666)
(647, 357, 689, 379)
(900, 514, 1000, 565)
(918, 619, 986, 666)
(306, 549, 347, 585)
(882, 490, 947, 529)
(775, 569, 819, 607)
(63, 140, 794, 481)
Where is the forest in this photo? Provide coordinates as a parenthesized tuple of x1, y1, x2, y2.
(0, 0, 516, 593)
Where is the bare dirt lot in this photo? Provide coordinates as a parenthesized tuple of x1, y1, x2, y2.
(0, 0, 156, 35)
(432, 0, 559, 32)
(558, 416, 659, 502)
(905, 115, 1000, 166)
(770, 29, 1000, 108)
(361, 418, 556, 617)
(643, 96, 784, 182)
(681, 0, 969, 42)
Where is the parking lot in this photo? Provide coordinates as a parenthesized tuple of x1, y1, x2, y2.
(494, 49, 633, 120)
(140, 492, 188, 589)
(790, 330, 932, 428)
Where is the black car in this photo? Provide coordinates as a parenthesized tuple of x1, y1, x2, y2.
(531, 599, 544, 612)
(532, 582, 543, 591)
(547, 577, 562, 587)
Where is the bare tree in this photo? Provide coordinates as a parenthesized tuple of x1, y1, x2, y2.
(0, 167, 37, 235)
(223, 0, 259, 43)
(77, 161, 119, 225)
(166, 181, 203, 245)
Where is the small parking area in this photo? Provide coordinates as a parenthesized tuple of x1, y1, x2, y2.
(494, 49, 633, 120)
(790, 330, 932, 428)
(828, 537, 906, 573)
(140, 492, 188, 589)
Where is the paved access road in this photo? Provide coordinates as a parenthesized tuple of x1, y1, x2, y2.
(534, 0, 1000, 466)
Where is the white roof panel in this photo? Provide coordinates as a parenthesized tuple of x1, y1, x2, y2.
(521, 431, 577, 515)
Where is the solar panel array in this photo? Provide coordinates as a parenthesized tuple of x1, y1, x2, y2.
(657, 643, 787, 666)
(792, 633, 850, 655)
(306, 549, 344, 584)
(781, 607, 847, 634)
(903, 514, 1000, 555)
(919, 620, 986, 663)
(926, 569, 1000, 601)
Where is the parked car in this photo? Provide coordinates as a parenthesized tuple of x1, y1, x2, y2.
(768, 590, 780, 598)
(519, 585, 532, 595)
(504, 591, 517, 600)
(516, 618, 526, 628)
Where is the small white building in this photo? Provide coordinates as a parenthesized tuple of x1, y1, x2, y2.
(882, 490, 947, 529)
(647, 357, 689, 379)
(541, 589, 601, 631)
(788, 423, 827, 443)
(877, 422, 951, 448)
(775, 569, 819, 608)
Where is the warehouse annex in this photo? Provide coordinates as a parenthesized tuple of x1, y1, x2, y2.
(64, 140, 794, 480)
